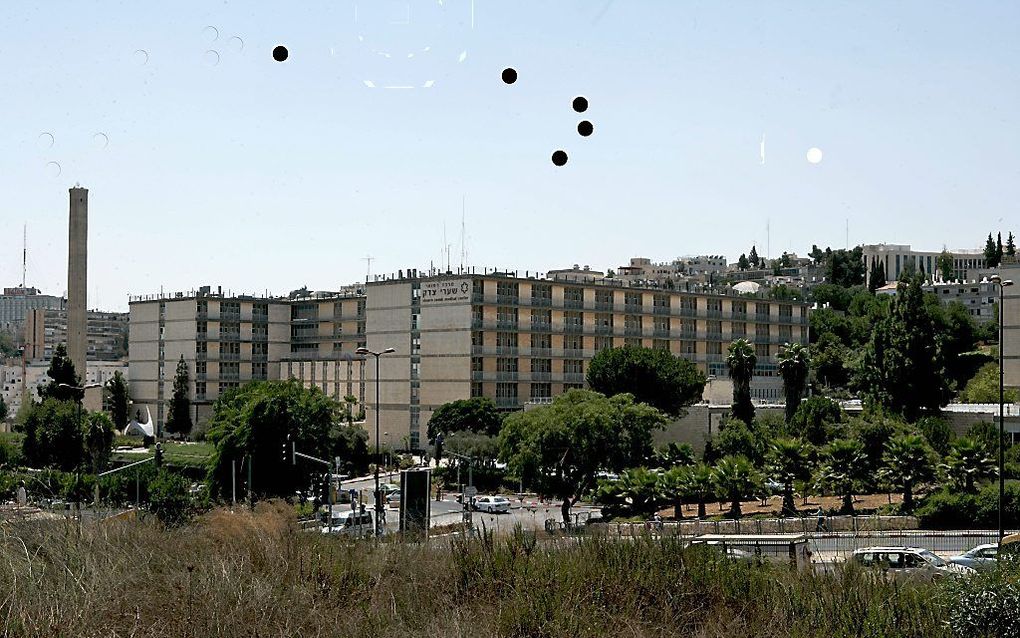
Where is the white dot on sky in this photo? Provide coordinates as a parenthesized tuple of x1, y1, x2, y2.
(806, 147, 824, 164)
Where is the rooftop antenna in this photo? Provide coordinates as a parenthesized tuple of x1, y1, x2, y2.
(21, 223, 27, 288)
(845, 219, 849, 249)
(460, 195, 466, 271)
(766, 219, 770, 261)
(362, 256, 374, 283)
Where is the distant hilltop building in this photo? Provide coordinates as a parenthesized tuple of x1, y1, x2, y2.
(862, 243, 985, 286)
(0, 287, 65, 339)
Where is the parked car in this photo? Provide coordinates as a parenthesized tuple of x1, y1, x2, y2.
(948, 544, 999, 570)
(320, 507, 379, 537)
(472, 495, 512, 513)
(386, 490, 401, 504)
(851, 547, 974, 581)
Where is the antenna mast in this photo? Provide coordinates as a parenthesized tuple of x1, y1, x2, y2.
(21, 223, 27, 288)
(460, 195, 466, 272)
(363, 256, 374, 283)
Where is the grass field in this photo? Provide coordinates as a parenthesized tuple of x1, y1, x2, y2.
(111, 441, 215, 469)
(0, 501, 959, 638)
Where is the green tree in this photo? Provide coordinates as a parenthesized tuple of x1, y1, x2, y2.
(959, 363, 1019, 403)
(682, 463, 715, 518)
(881, 434, 937, 511)
(594, 467, 662, 519)
(767, 438, 814, 516)
(811, 333, 852, 389)
(498, 390, 666, 523)
(712, 456, 761, 518)
(849, 411, 909, 480)
(867, 260, 887, 293)
(83, 411, 115, 474)
(0, 329, 17, 358)
(809, 245, 825, 265)
(586, 346, 705, 417)
(148, 469, 193, 527)
(343, 395, 359, 425)
(790, 396, 845, 446)
(712, 417, 768, 465)
(426, 397, 502, 440)
(748, 245, 759, 268)
(777, 343, 810, 422)
(206, 380, 368, 499)
(16, 398, 84, 471)
(984, 232, 999, 268)
(936, 250, 955, 282)
(737, 254, 750, 270)
(105, 370, 130, 430)
(859, 274, 951, 420)
(37, 343, 82, 402)
(0, 395, 8, 423)
(165, 355, 192, 436)
(997, 232, 1004, 264)
(826, 247, 866, 288)
(815, 438, 868, 514)
(917, 416, 955, 456)
(653, 442, 695, 469)
(942, 437, 997, 493)
(1007, 231, 1017, 257)
(726, 339, 756, 425)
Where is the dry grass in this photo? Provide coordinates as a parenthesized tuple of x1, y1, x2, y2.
(0, 502, 949, 637)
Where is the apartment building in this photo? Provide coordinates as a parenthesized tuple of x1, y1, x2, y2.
(128, 287, 290, 433)
(23, 308, 128, 361)
(282, 290, 368, 409)
(1003, 261, 1020, 393)
(1, 360, 126, 419)
(0, 287, 64, 338)
(362, 271, 810, 450)
(862, 244, 985, 286)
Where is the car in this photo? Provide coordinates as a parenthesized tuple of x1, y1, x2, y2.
(850, 547, 975, 581)
(948, 543, 999, 570)
(386, 490, 401, 504)
(320, 507, 380, 537)
(472, 495, 512, 513)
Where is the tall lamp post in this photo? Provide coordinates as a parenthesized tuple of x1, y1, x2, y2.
(356, 346, 395, 537)
(990, 274, 1014, 542)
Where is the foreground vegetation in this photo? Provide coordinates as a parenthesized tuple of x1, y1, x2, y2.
(0, 503, 980, 638)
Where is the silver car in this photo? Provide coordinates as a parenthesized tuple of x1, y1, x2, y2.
(948, 543, 999, 571)
(851, 547, 975, 581)
(473, 495, 511, 513)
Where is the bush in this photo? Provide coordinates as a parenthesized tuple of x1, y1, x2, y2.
(917, 482, 1020, 529)
(943, 555, 1020, 637)
(148, 470, 193, 527)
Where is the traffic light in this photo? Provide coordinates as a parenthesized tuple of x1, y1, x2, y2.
(282, 435, 289, 463)
(435, 433, 444, 465)
(154, 443, 163, 468)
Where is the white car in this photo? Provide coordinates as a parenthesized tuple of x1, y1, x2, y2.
(472, 495, 512, 513)
(948, 543, 999, 571)
(851, 547, 975, 581)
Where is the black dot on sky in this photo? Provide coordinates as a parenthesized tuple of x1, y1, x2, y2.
(501, 67, 518, 84)
(577, 121, 594, 137)
(273, 45, 289, 62)
(551, 150, 568, 166)
(572, 96, 588, 113)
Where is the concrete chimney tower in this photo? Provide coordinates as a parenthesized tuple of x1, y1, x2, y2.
(67, 186, 88, 379)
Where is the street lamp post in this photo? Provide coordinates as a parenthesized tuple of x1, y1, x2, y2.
(990, 274, 1014, 542)
(356, 346, 395, 537)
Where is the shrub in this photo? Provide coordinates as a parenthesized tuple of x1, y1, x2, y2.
(917, 483, 1020, 529)
(148, 469, 193, 527)
(942, 555, 1020, 637)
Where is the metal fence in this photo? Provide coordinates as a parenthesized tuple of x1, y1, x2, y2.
(589, 515, 922, 537)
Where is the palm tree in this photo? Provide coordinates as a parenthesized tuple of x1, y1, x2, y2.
(659, 466, 687, 519)
(881, 434, 937, 511)
(593, 467, 662, 519)
(726, 339, 757, 425)
(712, 456, 761, 518)
(942, 437, 997, 493)
(683, 463, 715, 519)
(767, 437, 814, 516)
(777, 343, 810, 423)
(654, 442, 695, 469)
(343, 395, 358, 426)
(815, 438, 868, 515)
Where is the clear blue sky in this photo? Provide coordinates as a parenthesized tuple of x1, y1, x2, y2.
(1, 1, 1018, 311)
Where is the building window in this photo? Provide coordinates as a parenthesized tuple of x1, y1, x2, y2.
(563, 287, 584, 308)
(532, 358, 551, 373)
(779, 304, 793, 318)
(595, 336, 613, 351)
(653, 294, 670, 309)
(532, 333, 552, 350)
(564, 334, 583, 351)
(497, 306, 518, 327)
(472, 331, 484, 346)
(708, 341, 722, 355)
(532, 283, 552, 304)
(530, 383, 552, 399)
(653, 339, 670, 351)
(624, 315, 643, 335)
(755, 324, 769, 339)
(471, 357, 483, 372)
(732, 321, 747, 337)
(564, 311, 583, 332)
(195, 382, 206, 400)
(755, 343, 769, 357)
(497, 358, 519, 373)
(779, 325, 793, 341)
(532, 309, 552, 329)
(252, 361, 267, 380)
(563, 383, 584, 391)
(564, 359, 584, 374)
(471, 382, 483, 397)
(496, 332, 518, 348)
(595, 290, 613, 308)
(624, 292, 642, 309)
(497, 281, 519, 299)
(755, 302, 770, 319)
(196, 360, 206, 375)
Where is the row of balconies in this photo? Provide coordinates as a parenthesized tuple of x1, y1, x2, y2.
(470, 322, 801, 343)
(471, 371, 587, 382)
(196, 331, 270, 341)
(471, 293, 806, 320)
(470, 313, 806, 331)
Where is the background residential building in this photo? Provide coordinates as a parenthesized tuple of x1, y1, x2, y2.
(862, 243, 985, 286)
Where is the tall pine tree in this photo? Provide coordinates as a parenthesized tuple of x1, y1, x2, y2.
(1007, 232, 1017, 257)
(997, 232, 1004, 264)
(105, 370, 130, 430)
(165, 355, 192, 436)
(984, 233, 999, 268)
(37, 343, 82, 402)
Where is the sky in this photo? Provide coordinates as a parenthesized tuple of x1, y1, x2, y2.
(1, 1, 1018, 312)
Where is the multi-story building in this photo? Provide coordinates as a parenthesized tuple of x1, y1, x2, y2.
(0, 287, 64, 339)
(1002, 260, 1020, 393)
(282, 290, 368, 408)
(615, 256, 727, 286)
(1, 360, 126, 421)
(925, 280, 999, 323)
(23, 308, 128, 361)
(128, 287, 290, 433)
(862, 244, 985, 286)
(362, 271, 810, 449)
